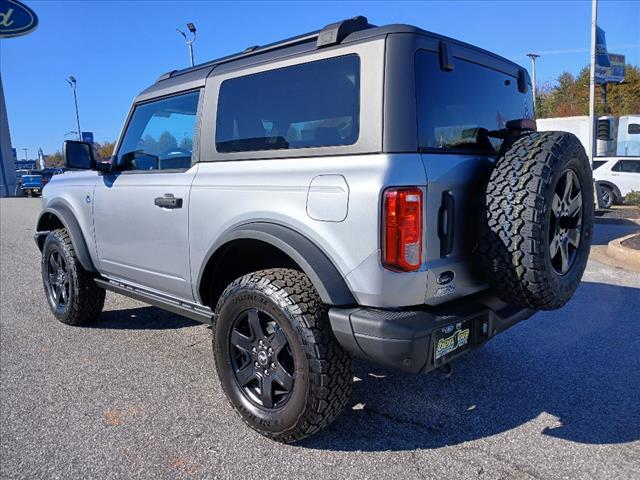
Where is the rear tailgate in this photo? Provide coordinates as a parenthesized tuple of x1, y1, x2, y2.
(421, 153, 491, 305)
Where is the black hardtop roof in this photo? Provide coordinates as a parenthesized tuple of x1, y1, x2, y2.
(138, 16, 526, 101)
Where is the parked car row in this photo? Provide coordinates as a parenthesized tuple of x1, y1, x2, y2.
(14, 168, 65, 197)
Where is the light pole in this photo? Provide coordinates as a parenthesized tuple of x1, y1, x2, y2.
(22, 147, 28, 161)
(66, 76, 82, 141)
(177, 22, 197, 67)
(526, 53, 540, 112)
(588, 0, 598, 168)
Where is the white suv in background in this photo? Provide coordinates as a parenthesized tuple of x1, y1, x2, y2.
(593, 157, 640, 208)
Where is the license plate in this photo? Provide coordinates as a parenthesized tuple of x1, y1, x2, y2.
(434, 321, 470, 360)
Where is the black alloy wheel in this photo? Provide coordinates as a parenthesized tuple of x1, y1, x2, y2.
(229, 308, 295, 409)
(45, 248, 70, 308)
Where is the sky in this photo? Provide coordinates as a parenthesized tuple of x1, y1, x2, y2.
(1, 0, 639, 158)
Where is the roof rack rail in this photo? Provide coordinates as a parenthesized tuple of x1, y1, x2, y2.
(317, 16, 371, 48)
(156, 69, 177, 82)
(157, 15, 371, 83)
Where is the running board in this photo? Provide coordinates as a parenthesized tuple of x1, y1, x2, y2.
(94, 278, 214, 325)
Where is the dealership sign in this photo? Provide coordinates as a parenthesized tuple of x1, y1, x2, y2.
(596, 53, 626, 84)
(0, 0, 38, 38)
(594, 26, 625, 84)
(604, 53, 626, 83)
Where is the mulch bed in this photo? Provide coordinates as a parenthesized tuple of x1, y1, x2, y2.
(621, 233, 640, 251)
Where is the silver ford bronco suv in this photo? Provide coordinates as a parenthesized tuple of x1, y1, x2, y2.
(36, 17, 593, 442)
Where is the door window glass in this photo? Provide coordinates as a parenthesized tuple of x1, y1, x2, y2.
(116, 91, 200, 171)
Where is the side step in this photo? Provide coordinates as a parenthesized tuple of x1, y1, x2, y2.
(94, 278, 214, 325)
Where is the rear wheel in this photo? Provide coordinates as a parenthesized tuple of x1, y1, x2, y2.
(41, 229, 105, 325)
(599, 184, 615, 209)
(213, 268, 352, 443)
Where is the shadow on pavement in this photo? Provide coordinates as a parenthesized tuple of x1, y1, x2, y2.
(591, 222, 639, 246)
(84, 306, 200, 330)
(302, 281, 640, 451)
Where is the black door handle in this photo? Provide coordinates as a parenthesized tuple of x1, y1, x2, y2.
(154, 194, 183, 209)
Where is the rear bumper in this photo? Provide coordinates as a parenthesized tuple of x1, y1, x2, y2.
(328, 293, 534, 374)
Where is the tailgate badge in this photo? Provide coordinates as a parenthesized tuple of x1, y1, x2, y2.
(437, 270, 455, 285)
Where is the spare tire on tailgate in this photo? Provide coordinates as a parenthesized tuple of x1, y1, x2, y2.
(480, 131, 593, 310)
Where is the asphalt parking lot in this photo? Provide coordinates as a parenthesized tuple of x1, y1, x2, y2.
(1, 198, 639, 480)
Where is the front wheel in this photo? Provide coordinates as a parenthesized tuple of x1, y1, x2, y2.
(213, 269, 352, 443)
(41, 229, 105, 325)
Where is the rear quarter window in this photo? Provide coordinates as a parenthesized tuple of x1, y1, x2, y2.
(614, 159, 640, 173)
(215, 55, 360, 153)
(415, 50, 532, 155)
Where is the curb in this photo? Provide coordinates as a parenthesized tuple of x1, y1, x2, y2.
(606, 234, 640, 268)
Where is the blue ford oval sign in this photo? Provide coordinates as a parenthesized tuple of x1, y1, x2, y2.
(0, 0, 38, 38)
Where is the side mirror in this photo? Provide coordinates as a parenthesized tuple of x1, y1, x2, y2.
(63, 140, 95, 170)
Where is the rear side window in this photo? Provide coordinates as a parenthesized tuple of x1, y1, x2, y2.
(592, 160, 607, 170)
(415, 50, 532, 155)
(613, 160, 640, 173)
(216, 55, 360, 153)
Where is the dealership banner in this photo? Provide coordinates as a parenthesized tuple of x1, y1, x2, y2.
(604, 53, 626, 83)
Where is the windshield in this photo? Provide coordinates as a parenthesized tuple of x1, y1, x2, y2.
(415, 50, 533, 154)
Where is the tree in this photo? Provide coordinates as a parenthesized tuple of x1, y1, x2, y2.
(94, 141, 116, 161)
(156, 131, 178, 154)
(45, 151, 64, 168)
(179, 136, 193, 151)
(139, 134, 158, 155)
(537, 64, 640, 118)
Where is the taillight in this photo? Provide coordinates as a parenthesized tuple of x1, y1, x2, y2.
(382, 187, 423, 272)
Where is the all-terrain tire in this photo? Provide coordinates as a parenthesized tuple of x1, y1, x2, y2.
(213, 268, 353, 443)
(41, 229, 105, 325)
(480, 131, 594, 310)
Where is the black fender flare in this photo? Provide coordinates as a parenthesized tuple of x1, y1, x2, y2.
(197, 222, 356, 306)
(35, 202, 96, 272)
